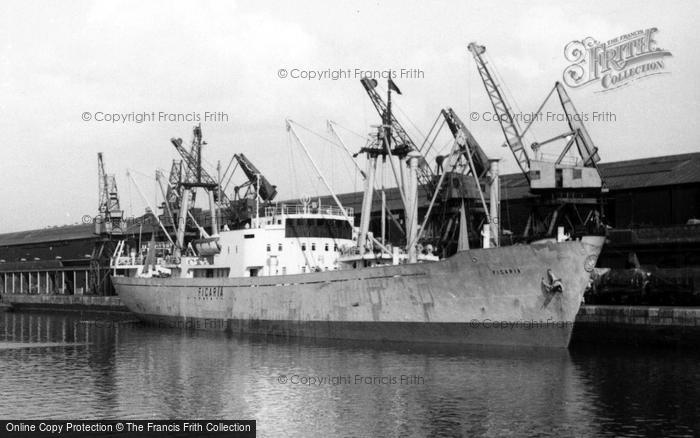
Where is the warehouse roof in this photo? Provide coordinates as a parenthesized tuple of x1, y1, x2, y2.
(599, 152, 700, 190)
(311, 152, 700, 208)
(0, 223, 96, 247)
(0, 215, 158, 247)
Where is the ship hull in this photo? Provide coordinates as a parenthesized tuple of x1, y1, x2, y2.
(113, 237, 604, 348)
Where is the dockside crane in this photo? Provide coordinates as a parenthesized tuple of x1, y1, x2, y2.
(167, 124, 225, 211)
(467, 43, 531, 180)
(467, 42, 607, 240)
(96, 152, 124, 235)
(359, 78, 498, 253)
(232, 153, 277, 202)
(169, 125, 227, 251)
(439, 108, 500, 248)
(164, 159, 183, 213)
(170, 125, 229, 205)
(360, 78, 437, 198)
(440, 108, 490, 179)
(169, 125, 279, 243)
(219, 152, 279, 230)
(93, 152, 124, 295)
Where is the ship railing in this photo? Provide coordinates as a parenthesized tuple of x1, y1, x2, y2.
(111, 256, 145, 267)
(264, 204, 353, 218)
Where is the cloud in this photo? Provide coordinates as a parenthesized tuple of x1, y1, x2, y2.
(0, 0, 698, 231)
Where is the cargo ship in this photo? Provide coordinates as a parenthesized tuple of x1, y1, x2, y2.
(112, 210, 603, 347)
(111, 76, 605, 347)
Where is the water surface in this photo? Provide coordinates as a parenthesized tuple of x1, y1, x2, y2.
(0, 311, 698, 437)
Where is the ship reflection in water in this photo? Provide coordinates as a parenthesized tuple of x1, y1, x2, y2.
(0, 311, 698, 437)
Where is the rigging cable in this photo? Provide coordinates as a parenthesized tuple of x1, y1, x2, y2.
(420, 117, 447, 163)
(393, 101, 427, 145)
(330, 121, 369, 141)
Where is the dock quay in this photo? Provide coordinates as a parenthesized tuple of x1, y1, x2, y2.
(1, 294, 698, 346)
(1, 293, 128, 313)
(571, 305, 700, 347)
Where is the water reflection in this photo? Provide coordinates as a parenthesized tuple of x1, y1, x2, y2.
(0, 311, 698, 437)
(569, 345, 700, 437)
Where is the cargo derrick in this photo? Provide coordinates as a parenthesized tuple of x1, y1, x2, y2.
(468, 42, 607, 241)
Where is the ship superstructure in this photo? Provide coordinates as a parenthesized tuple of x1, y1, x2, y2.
(113, 203, 356, 278)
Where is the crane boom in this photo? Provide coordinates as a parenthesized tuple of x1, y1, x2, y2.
(359, 78, 436, 196)
(97, 152, 107, 212)
(555, 82, 601, 166)
(467, 43, 606, 240)
(360, 78, 416, 153)
(96, 152, 123, 235)
(467, 42, 531, 182)
(233, 153, 277, 202)
(185, 124, 203, 183)
(440, 108, 490, 178)
(97, 152, 121, 217)
(165, 159, 183, 210)
(170, 137, 229, 206)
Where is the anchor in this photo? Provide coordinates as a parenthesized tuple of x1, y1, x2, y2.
(542, 269, 563, 294)
(541, 269, 563, 309)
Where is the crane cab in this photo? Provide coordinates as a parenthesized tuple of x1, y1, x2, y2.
(529, 160, 602, 191)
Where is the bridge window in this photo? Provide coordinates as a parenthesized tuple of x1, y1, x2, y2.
(285, 218, 352, 239)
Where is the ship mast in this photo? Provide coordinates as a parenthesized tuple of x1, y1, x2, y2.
(359, 78, 421, 262)
(327, 120, 405, 244)
(286, 119, 392, 256)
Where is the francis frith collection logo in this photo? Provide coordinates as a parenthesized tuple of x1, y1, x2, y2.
(563, 27, 672, 92)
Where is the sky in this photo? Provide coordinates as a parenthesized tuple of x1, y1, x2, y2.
(1, 0, 698, 232)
